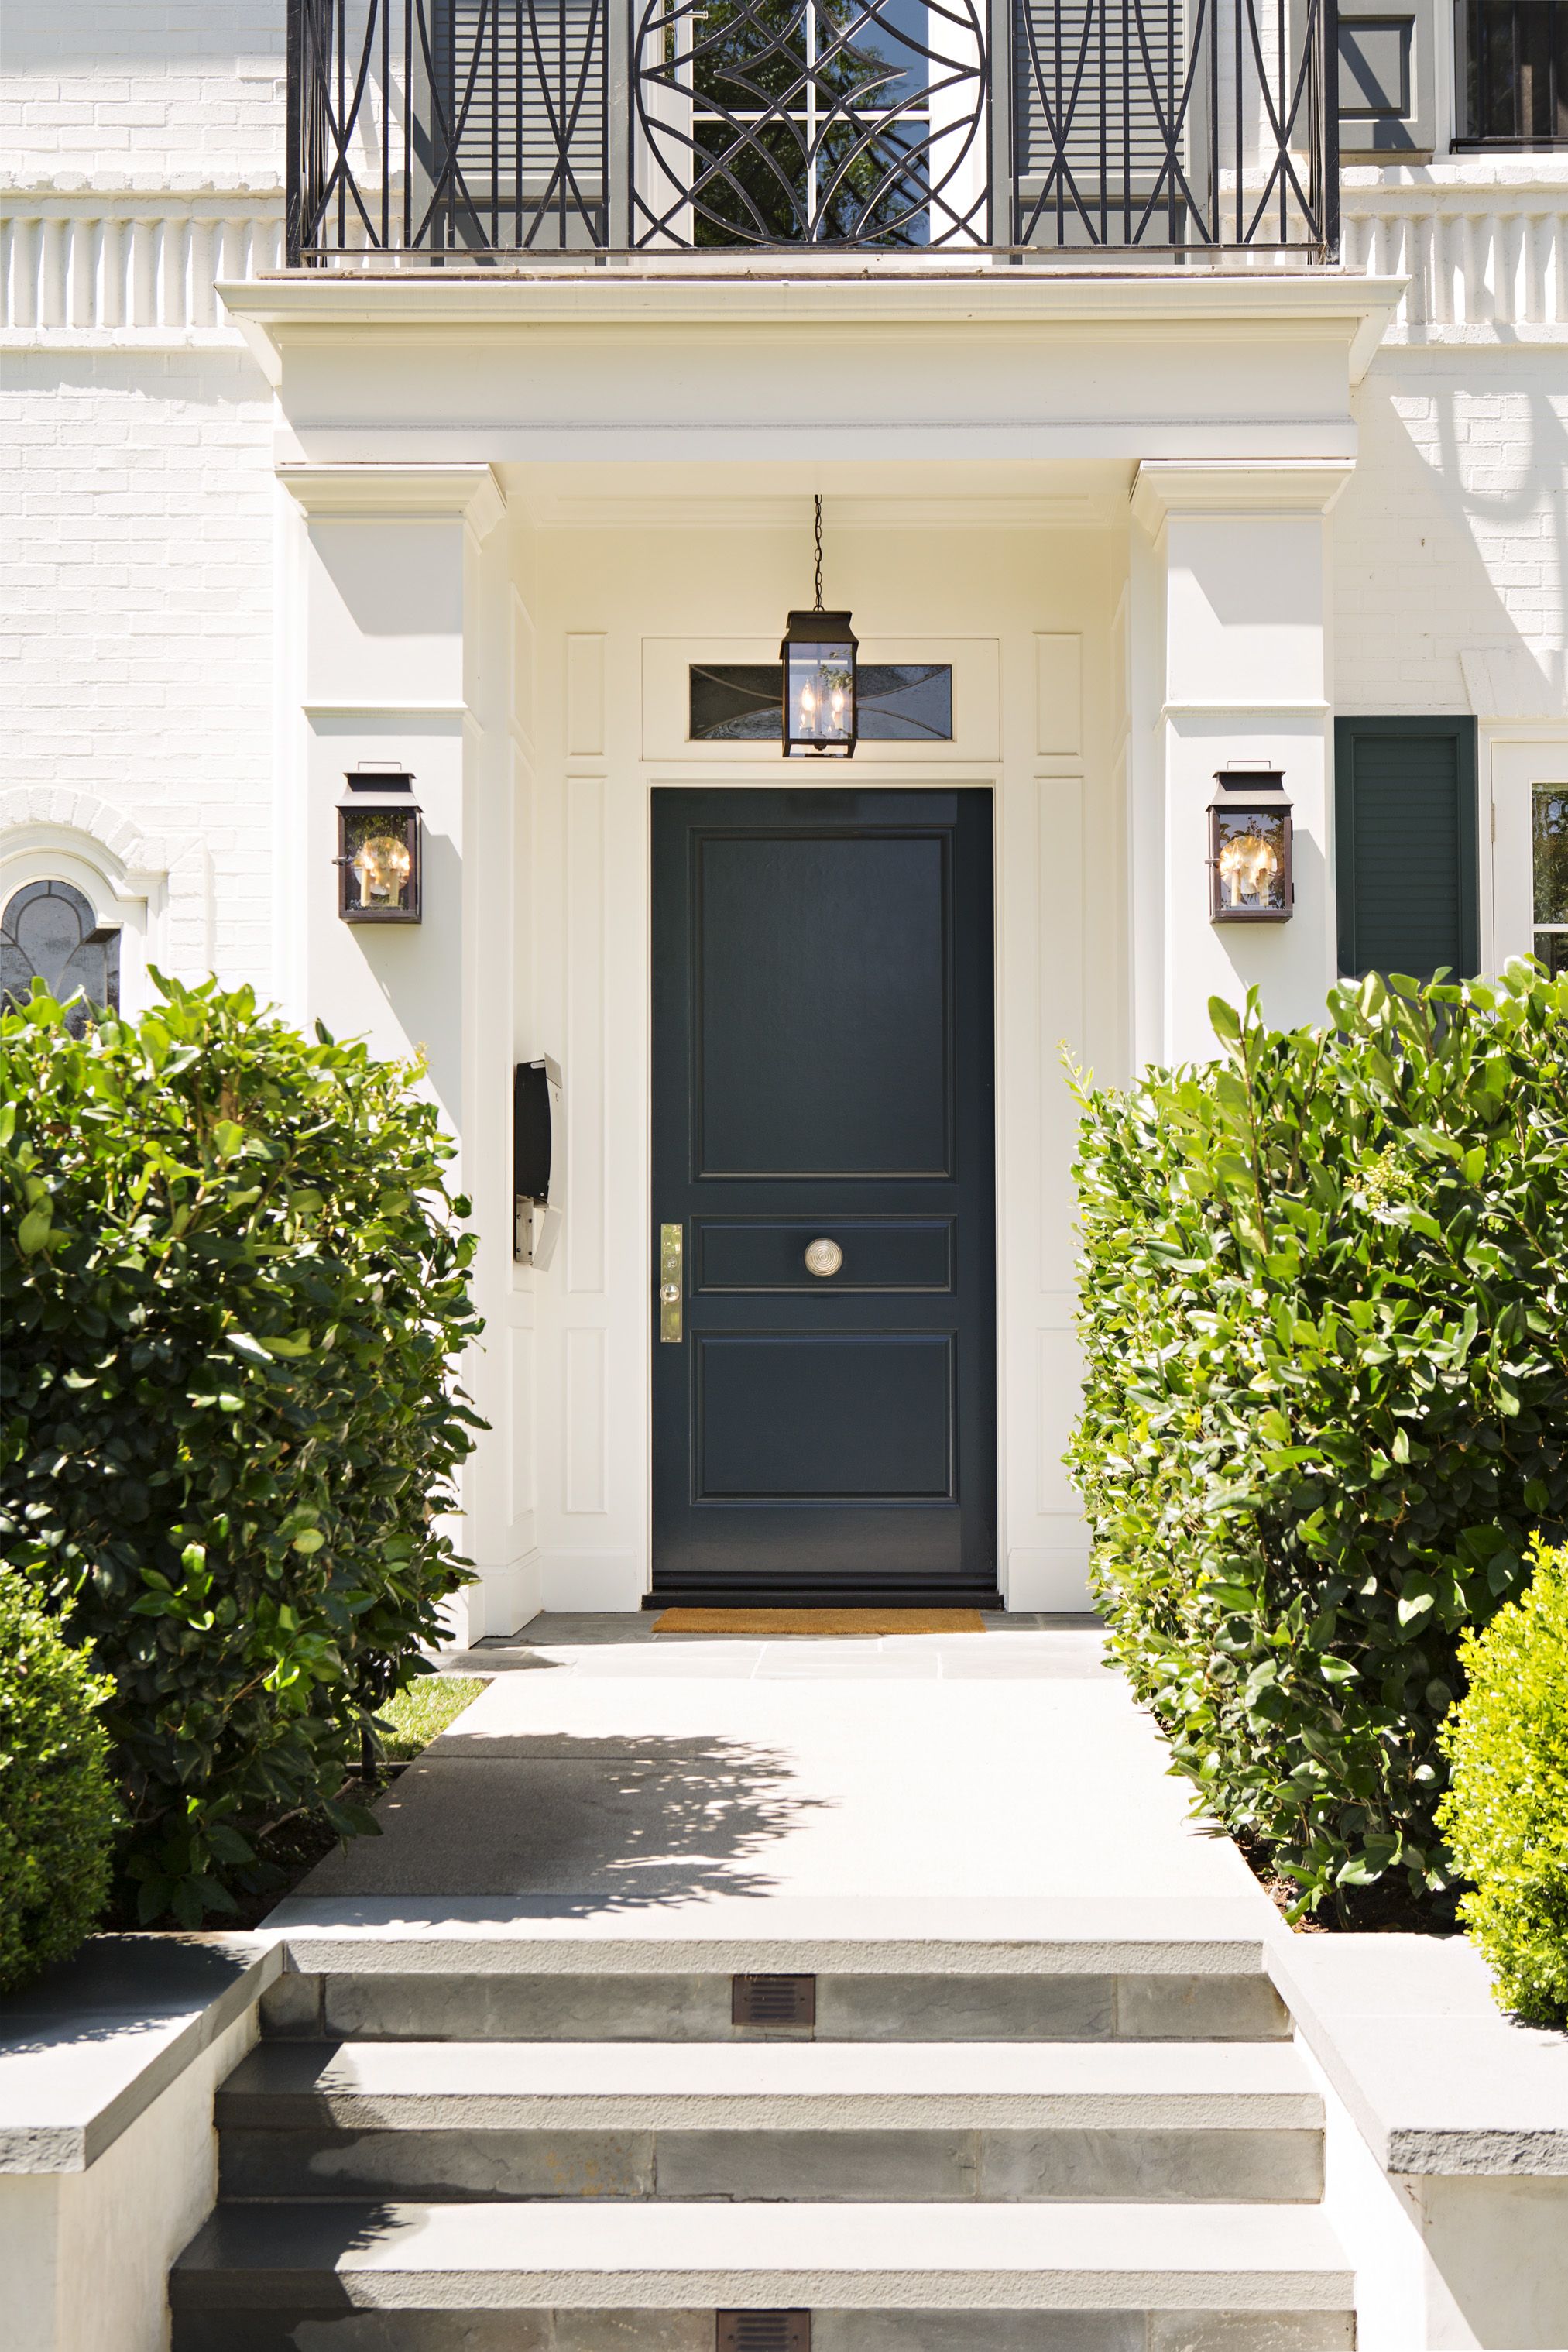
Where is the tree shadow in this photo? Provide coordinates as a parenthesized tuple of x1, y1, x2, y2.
(290, 1734, 832, 1909)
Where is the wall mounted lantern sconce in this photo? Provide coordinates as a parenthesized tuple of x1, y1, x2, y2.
(336, 767, 422, 923)
(781, 496, 857, 758)
(1208, 766, 1293, 923)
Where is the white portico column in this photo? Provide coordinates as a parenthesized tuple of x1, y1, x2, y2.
(276, 462, 528, 1642)
(1128, 460, 1354, 1069)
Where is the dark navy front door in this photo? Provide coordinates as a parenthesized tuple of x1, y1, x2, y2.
(650, 788, 997, 1604)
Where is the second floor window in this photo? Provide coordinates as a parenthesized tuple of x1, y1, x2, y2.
(1460, 0, 1567, 141)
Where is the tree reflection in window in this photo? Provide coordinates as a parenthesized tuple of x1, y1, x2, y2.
(1534, 782, 1568, 977)
(634, 0, 987, 248)
(1, 880, 122, 1035)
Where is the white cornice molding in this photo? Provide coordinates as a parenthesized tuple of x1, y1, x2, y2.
(277, 463, 507, 537)
(0, 175, 286, 203)
(1131, 458, 1356, 533)
(221, 270, 1408, 339)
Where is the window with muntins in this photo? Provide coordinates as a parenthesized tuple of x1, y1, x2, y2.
(1457, 0, 1568, 142)
(1, 879, 121, 1033)
(1535, 782, 1568, 974)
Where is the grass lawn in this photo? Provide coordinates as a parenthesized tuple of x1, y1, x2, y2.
(378, 1676, 488, 1761)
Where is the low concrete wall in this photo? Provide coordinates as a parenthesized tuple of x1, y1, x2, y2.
(1269, 1928, 1568, 2350)
(0, 1935, 280, 2352)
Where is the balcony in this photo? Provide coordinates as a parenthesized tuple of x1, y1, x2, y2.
(285, 0, 1339, 264)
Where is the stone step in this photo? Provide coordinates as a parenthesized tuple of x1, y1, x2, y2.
(215, 2038, 1323, 2204)
(170, 2197, 1355, 2352)
(262, 1966, 1289, 2047)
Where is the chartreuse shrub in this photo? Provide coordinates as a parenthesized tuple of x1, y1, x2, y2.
(0, 1565, 118, 1990)
(1069, 963, 1568, 1918)
(1439, 1539, 1568, 2023)
(0, 975, 482, 1925)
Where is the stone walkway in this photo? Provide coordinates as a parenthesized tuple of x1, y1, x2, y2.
(274, 1612, 1270, 1949)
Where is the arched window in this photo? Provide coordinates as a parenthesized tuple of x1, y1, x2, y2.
(1, 878, 122, 1035)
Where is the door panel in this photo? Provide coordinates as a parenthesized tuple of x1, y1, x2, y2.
(652, 788, 997, 1602)
(696, 1335, 955, 1499)
(695, 1217, 955, 1294)
(696, 832, 952, 1176)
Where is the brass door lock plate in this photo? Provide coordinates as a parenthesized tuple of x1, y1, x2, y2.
(659, 1223, 683, 1342)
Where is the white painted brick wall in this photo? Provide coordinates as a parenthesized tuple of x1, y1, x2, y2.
(1, 350, 276, 978)
(3, 0, 285, 179)
(1333, 352, 1568, 717)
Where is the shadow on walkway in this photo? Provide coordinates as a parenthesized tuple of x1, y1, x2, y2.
(296, 1734, 830, 1909)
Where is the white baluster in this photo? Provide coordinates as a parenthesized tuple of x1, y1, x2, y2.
(98, 214, 124, 329)
(189, 217, 215, 327)
(130, 215, 156, 328)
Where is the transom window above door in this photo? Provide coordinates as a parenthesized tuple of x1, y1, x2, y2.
(690, 660, 953, 743)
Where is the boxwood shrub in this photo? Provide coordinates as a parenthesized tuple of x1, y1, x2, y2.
(1, 975, 482, 1925)
(1069, 964, 1568, 1917)
(0, 1565, 118, 1990)
(1439, 1538, 1568, 2023)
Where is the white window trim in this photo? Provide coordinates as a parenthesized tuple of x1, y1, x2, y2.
(1481, 730, 1568, 978)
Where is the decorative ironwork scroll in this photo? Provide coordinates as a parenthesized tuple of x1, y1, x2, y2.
(288, 0, 609, 259)
(630, 0, 990, 246)
(287, 0, 1335, 257)
(1012, 0, 1336, 250)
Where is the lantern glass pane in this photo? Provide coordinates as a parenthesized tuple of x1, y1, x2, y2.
(343, 809, 415, 915)
(1213, 807, 1288, 915)
(786, 643, 856, 752)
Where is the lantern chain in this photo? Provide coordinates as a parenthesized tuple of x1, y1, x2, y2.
(814, 495, 824, 613)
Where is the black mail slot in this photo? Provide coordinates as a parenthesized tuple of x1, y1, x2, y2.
(695, 1218, 953, 1294)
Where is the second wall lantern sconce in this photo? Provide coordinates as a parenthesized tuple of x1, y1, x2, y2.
(1209, 766, 1293, 923)
(336, 767, 422, 923)
(782, 496, 858, 758)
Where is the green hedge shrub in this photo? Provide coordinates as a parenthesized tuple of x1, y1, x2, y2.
(0, 1565, 118, 1991)
(1069, 963, 1568, 1918)
(1, 975, 482, 1925)
(1439, 1538, 1568, 2023)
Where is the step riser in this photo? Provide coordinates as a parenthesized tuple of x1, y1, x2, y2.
(218, 2124, 1324, 2205)
(262, 1975, 1291, 2045)
(170, 2306, 1356, 2352)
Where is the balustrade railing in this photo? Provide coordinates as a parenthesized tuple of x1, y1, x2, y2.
(285, 0, 1336, 261)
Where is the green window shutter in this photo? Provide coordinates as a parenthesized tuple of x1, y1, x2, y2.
(1334, 717, 1479, 980)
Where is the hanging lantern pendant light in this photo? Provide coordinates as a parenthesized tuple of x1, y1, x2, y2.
(781, 496, 858, 759)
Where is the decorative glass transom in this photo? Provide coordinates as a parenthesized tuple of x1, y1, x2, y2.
(691, 661, 953, 740)
(1, 879, 121, 1033)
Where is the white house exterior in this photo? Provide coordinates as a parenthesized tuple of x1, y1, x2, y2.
(3, 0, 1566, 1637)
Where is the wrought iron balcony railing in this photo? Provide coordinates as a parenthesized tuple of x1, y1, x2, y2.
(285, 0, 1338, 263)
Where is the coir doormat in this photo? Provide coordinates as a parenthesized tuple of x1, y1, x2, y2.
(653, 1608, 986, 1636)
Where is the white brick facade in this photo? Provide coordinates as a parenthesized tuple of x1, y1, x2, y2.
(2, 349, 276, 977)
(3, 0, 1566, 1631)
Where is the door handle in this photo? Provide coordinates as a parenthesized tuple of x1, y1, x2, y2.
(804, 1238, 843, 1277)
(659, 1222, 683, 1343)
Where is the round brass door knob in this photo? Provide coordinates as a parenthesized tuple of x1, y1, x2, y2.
(804, 1238, 843, 1278)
